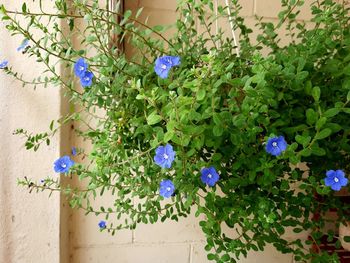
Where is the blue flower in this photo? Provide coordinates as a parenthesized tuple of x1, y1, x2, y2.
(201, 166, 220, 187)
(98, 220, 107, 229)
(324, 170, 348, 191)
(154, 55, 180, 79)
(159, 179, 175, 198)
(265, 136, 287, 156)
(74, 58, 88, 78)
(71, 147, 77, 156)
(80, 71, 94, 87)
(154, 144, 176, 168)
(17, 39, 29, 52)
(53, 155, 75, 173)
(0, 60, 8, 69)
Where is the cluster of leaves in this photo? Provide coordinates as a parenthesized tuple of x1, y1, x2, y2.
(2, 0, 350, 262)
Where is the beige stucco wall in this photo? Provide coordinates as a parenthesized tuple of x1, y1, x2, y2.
(0, 1, 62, 263)
(0, 0, 329, 263)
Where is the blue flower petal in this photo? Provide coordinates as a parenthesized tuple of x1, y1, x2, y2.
(324, 169, 348, 191)
(80, 71, 94, 87)
(326, 170, 335, 177)
(277, 136, 287, 151)
(17, 39, 29, 52)
(170, 56, 180, 66)
(336, 170, 345, 178)
(331, 183, 342, 191)
(154, 56, 180, 79)
(74, 58, 88, 78)
(265, 136, 287, 156)
(0, 60, 8, 69)
(71, 147, 77, 156)
(159, 179, 175, 198)
(155, 145, 165, 155)
(324, 176, 334, 187)
(154, 154, 165, 166)
(54, 155, 75, 173)
(340, 177, 348, 186)
(98, 220, 106, 229)
(154, 144, 175, 168)
(201, 166, 219, 187)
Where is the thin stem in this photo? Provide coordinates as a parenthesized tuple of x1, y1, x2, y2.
(84, 3, 177, 52)
(224, 0, 240, 57)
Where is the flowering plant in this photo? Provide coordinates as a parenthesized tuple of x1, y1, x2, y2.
(2, 0, 350, 262)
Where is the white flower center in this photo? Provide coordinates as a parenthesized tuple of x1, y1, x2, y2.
(272, 142, 278, 147)
(61, 163, 67, 168)
(163, 153, 169, 160)
(334, 177, 339, 183)
(166, 187, 171, 191)
(208, 173, 212, 179)
(161, 64, 167, 70)
(84, 77, 90, 81)
(79, 66, 85, 71)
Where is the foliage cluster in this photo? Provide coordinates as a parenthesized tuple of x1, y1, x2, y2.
(2, 0, 350, 262)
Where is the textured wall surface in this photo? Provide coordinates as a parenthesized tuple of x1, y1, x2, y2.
(0, 1, 61, 263)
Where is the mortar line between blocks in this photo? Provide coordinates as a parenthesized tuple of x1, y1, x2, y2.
(253, 0, 257, 16)
(132, 196, 135, 243)
(189, 243, 194, 263)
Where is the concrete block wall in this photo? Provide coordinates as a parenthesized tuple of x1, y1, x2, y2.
(68, 1, 320, 263)
(0, 1, 61, 263)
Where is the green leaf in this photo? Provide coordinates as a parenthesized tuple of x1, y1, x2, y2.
(212, 153, 222, 161)
(293, 228, 303, 233)
(22, 3, 27, 13)
(135, 7, 144, 18)
(207, 254, 216, 260)
(315, 128, 331, 140)
(249, 171, 256, 181)
(120, 10, 132, 25)
(283, 124, 308, 134)
(312, 86, 320, 102)
(323, 108, 340, 118)
(316, 117, 327, 130)
(196, 89, 206, 101)
(310, 144, 326, 156)
(295, 135, 311, 147)
(49, 120, 54, 131)
(300, 148, 312, 157)
(325, 123, 342, 133)
(0, 4, 6, 15)
(344, 236, 350, 243)
(123, 10, 132, 19)
(306, 109, 317, 125)
(188, 110, 201, 121)
(213, 113, 223, 126)
(164, 131, 174, 142)
(146, 113, 162, 125)
(221, 254, 231, 261)
(344, 64, 350, 76)
(347, 90, 350, 101)
(213, 125, 223, 136)
(83, 14, 92, 21)
(296, 71, 308, 80)
(153, 25, 164, 32)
